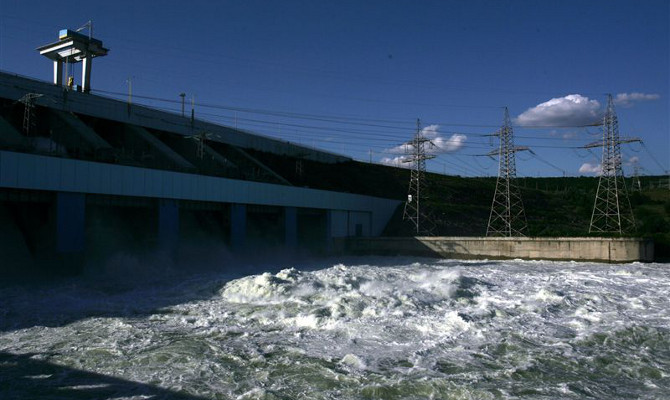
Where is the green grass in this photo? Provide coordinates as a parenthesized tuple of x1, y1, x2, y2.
(248, 152, 669, 259)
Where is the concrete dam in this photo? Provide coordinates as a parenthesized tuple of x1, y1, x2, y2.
(0, 72, 656, 277)
(0, 71, 401, 276)
(0, 22, 656, 275)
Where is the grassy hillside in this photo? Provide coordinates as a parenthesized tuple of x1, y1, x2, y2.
(249, 151, 669, 259)
(419, 173, 668, 259)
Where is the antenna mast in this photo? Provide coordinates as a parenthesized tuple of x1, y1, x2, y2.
(588, 94, 636, 234)
(486, 107, 528, 237)
(402, 119, 435, 235)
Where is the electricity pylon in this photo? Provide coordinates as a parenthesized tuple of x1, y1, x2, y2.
(18, 93, 43, 135)
(402, 119, 435, 235)
(632, 163, 642, 192)
(587, 94, 636, 234)
(486, 107, 528, 237)
(183, 131, 214, 159)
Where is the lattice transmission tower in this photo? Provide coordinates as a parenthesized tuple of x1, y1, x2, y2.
(587, 94, 636, 234)
(486, 107, 528, 237)
(631, 163, 642, 192)
(402, 119, 436, 235)
(18, 93, 43, 136)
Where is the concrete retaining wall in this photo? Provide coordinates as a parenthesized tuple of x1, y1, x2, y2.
(342, 236, 655, 263)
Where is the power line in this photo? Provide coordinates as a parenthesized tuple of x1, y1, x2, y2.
(92, 88, 611, 134)
(433, 156, 489, 176)
(528, 151, 567, 176)
(640, 142, 669, 174)
(35, 84, 658, 179)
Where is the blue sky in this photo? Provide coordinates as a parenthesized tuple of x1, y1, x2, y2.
(1, 0, 667, 177)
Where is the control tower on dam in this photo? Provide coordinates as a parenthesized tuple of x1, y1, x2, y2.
(0, 71, 400, 276)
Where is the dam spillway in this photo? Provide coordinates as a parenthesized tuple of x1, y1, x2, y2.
(0, 72, 400, 275)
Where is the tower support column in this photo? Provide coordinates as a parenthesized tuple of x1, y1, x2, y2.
(82, 56, 92, 93)
(53, 61, 63, 86)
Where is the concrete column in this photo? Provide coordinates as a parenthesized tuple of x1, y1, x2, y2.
(285, 207, 297, 250)
(56, 192, 85, 253)
(82, 56, 92, 93)
(230, 204, 246, 252)
(53, 61, 63, 86)
(158, 199, 179, 249)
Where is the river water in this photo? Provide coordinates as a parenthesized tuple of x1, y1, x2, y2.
(1, 257, 669, 399)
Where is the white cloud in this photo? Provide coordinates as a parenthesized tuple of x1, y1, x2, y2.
(382, 124, 467, 157)
(517, 93, 660, 127)
(421, 124, 440, 138)
(380, 155, 410, 167)
(516, 94, 602, 127)
(430, 133, 467, 153)
(579, 162, 602, 175)
(627, 156, 640, 165)
(614, 92, 660, 107)
(385, 143, 412, 155)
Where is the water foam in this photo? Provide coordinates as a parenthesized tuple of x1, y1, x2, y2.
(1, 258, 669, 399)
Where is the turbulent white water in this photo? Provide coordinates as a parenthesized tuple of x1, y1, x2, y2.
(1, 257, 669, 399)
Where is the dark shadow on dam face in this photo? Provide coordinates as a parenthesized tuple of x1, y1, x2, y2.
(86, 203, 158, 263)
(298, 208, 328, 253)
(0, 201, 335, 333)
(1, 192, 343, 282)
(247, 205, 284, 249)
(1, 195, 343, 333)
(0, 351, 209, 400)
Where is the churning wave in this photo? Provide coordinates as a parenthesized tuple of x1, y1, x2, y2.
(1, 257, 669, 399)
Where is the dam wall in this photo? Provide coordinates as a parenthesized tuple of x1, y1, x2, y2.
(341, 236, 655, 263)
(0, 149, 400, 275)
(0, 72, 348, 164)
(0, 72, 406, 277)
(0, 150, 397, 223)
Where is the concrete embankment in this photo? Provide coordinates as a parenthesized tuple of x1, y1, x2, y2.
(340, 236, 655, 263)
